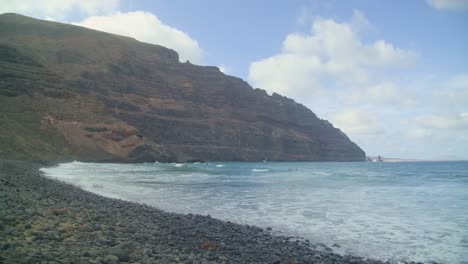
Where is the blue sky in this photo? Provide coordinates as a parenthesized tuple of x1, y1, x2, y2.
(137, 0, 468, 77)
(1, 0, 467, 160)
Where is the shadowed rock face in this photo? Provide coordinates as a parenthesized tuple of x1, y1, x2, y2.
(0, 13, 365, 162)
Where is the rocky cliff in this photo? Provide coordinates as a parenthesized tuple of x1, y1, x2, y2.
(0, 13, 365, 162)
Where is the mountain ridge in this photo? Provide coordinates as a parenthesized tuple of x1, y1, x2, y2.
(0, 13, 365, 162)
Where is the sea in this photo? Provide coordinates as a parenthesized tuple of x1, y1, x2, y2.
(40, 161, 468, 264)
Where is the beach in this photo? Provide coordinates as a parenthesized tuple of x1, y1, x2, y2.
(1, 160, 417, 264)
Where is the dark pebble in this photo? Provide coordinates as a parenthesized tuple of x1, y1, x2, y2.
(0, 161, 420, 264)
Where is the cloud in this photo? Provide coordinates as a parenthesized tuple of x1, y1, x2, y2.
(248, 10, 422, 152)
(427, 0, 468, 11)
(249, 53, 325, 98)
(407, 128, 433, 139)
(449, 73, 468, 88)
(347, 82, 415, 106)
(417, 113, 468, 129)
(0, 0, 205, 64)
(331, 110, 384, 135)
(248, 11, 416, 101)
(74, 11, 204, 64)
(296, 6, 310, 26)
(0, 0, 119, 19)
(349, 9, 375, 35)
(432, 73, 468, 106)
(218, 64, 231, 74)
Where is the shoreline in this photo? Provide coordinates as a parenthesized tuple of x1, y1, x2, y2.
(1, 160, 416, 264)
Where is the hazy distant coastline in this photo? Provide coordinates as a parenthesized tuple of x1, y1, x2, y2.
(367, 156, 468, 162)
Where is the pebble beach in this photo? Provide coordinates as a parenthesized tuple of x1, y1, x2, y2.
(1, 160, 420, 264)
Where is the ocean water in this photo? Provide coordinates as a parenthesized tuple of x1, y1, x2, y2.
(41, 161, 468, 263)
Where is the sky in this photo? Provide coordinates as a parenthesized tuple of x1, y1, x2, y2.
(1, 0, 467, 160)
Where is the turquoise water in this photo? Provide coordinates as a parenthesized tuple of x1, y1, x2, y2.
(41, 161, 468, 263)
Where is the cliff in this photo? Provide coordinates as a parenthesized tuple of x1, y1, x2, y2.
(0, 13, 365, 162)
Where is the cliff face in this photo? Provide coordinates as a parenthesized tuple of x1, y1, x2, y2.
(0, 13, 365, 162)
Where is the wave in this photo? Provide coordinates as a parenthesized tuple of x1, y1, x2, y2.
(91, 183, 104, 188)
(314, 171, 332, 176)
(39, 160, 468, 263)
(252, 169, 269, 172)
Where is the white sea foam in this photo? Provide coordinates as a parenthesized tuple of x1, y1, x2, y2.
(313, 171, 332, 176)
(252, 169, 269, 172)
(91, 183, 103, 188)
(41, 161, 468, 263)
(216, 164, 224, 168)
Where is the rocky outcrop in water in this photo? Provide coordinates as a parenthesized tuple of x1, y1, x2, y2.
(0, 13, 365, 162)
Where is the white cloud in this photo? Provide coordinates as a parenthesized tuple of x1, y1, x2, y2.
(296, 6, 310, 26)
(427, 0, 468, 11)
(249, 53, 324, 98)
(74, 11, 204, 64)
(407, 128, 433, 139)
(218, 64, 231, 74)
(349, 10, 374, 34)
(348, 82, 415, 106)
(431, 73, 468, 106)
(249, 10, 422, 153)
(283, 12, 415, 68)
(0, 0, 119, 19)
(331, 110, 384, 135)
(418, 113, 468, 129)
(365, 82, 405, 105)
(0, 0, 205, 64)
(248, 11, 416, 101)
(449, 73, 468, 88)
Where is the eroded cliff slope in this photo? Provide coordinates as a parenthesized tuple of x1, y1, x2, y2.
(0, 13, 365, 162)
